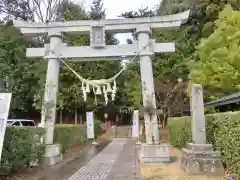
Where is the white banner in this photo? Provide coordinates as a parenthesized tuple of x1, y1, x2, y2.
(132, 110, 139, 138)
(86, 112, 94, 139)
(0, 93, 12, 162)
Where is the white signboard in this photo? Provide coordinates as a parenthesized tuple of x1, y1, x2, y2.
(0, 93, 12, 161)
(86, 112, 94, 139)
(132, 110, 139, 138)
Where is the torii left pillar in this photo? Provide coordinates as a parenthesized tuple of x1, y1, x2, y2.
(41, 31, 63, 165)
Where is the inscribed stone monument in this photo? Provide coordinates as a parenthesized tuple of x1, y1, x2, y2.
(132, 110, 139, 138)
(87, 112, 94, 139)
(190, 84, 206, 144)
(181, 84, 224, 175)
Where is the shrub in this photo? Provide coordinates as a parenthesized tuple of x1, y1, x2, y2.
(168, 111, 240, 179)
(94, 120, 101, 137)
(0, 127, 45, 176)
(54, 124, 87, 153)
(168, 117, 191, 147)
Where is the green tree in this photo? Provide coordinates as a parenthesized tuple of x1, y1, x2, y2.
(158, 0, 195, 15)
(198, 0, 240, 37)
(89, 0, 106, 20)
(189, 5, 240, 100)
(0, 24, 41, 117)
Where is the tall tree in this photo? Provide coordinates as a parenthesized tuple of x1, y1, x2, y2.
(121, 7, 156, 18)
(189, 5, 240, 100)
(89, 0, 105, 20)
(198, 0, 240, 37)
(0, 1, 90, 121)
(158, 0, 195, 15)
(0, 24, 41, 117)
(187, 1, 240, 101)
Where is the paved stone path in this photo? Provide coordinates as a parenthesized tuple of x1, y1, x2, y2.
(68, 139, 140, 180)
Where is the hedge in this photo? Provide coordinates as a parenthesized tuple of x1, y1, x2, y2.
(0, 121, 102, 177)
(94, 120, 102, 137)
(0, 127, 45, 176)
(169, 111, 240, 179)
(54, 124, 87, 153)
(54, 121, 101, 153)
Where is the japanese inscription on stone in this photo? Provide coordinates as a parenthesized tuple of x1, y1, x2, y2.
(190, 84, 206, 144)
(0, 93, 12, 161)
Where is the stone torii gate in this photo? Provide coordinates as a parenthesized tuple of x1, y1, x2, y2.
(13, 10, 189, 165)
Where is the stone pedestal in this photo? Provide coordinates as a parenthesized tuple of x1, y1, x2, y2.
(181, 143, 224, 175)
(43, 144, 63, 166)
(140, 143, 170, 163)
(136, 139, 142, 149)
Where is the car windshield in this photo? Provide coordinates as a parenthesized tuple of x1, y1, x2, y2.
(21, 121, 35, 126)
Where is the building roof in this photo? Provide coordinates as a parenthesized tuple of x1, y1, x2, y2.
(205, 92, 240, 108)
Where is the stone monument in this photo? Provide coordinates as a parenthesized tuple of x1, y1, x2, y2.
(12, 8, 189, 165)
(181, 84, 224, 175)
(87, 112, 94, 139)
(132, 110, 139, 138)
(132, 110, 141, 145)
(86, 111, 98, 145)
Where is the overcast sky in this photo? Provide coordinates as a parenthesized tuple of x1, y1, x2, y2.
(83, 0, 159, 18)
(78, 0, 160, 43)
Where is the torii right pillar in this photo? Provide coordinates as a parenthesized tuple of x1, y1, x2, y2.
(136, 26, 159, 145)
(137, 26, 170, 163)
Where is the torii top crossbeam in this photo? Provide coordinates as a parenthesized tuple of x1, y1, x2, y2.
(12, 10, 190, 36)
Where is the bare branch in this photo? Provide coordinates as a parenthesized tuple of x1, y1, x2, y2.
(47, 0, 55, 21)
(52, 0, 61, 20)
(32, 0, 44, 22)
(0, 0, 64, 22)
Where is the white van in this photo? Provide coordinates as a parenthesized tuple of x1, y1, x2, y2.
(7, 119, 36, 127)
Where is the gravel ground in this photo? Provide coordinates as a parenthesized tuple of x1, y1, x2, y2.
(140, 148, 227, 180)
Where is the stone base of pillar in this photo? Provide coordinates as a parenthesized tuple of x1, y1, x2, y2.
(181, 143, 224, 176)
(136, 140, 142, 145)
(136, 140, 142, 149)
(140, 143, 170, 163)
(42, 144, 63, 166)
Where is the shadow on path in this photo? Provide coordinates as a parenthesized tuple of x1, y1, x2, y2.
(39, 141, 111, 180)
